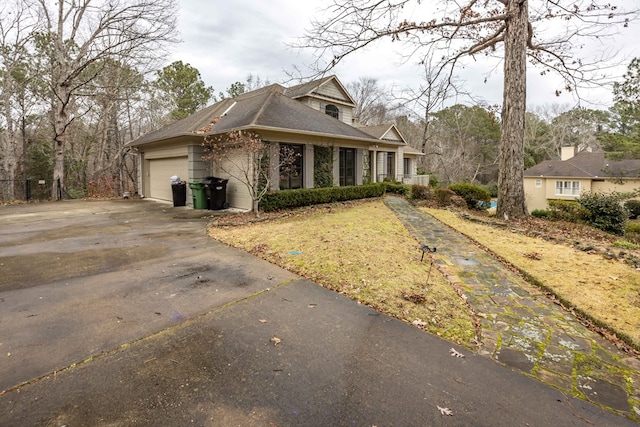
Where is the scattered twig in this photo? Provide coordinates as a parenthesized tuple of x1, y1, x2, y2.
(437, 405, 453, 416)
(449, 347, 465, 358)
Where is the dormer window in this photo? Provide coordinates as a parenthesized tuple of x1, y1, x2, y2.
(325, 104, 339, 119)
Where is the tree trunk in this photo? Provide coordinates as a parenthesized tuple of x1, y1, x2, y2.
(1, 90, 17, 200)
(51, 93, 68, 200)
(497, 0, 529, 220)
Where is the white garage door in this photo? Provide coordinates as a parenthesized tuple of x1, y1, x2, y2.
(148, 157, 189, 201)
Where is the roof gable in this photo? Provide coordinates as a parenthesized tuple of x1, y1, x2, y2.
(358, 124, 407, 144)
(284, 75, 356, 106)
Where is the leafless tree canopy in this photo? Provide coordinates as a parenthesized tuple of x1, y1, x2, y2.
(305, 1, 635, 96)
(300, 0, 638, 219)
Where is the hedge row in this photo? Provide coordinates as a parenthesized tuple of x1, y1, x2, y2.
(259, 183, 387, 212)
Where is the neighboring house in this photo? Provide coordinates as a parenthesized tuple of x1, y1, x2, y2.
(524, 146, 640, 212)
(127, 75, 425, 210)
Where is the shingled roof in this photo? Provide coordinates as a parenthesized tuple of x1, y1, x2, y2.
(524, 151, 640, 178)
(128, 80, 378, 147)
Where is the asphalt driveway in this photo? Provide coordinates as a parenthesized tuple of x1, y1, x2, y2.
(0, 199, 636, 425)
(0, 199, 296, 392)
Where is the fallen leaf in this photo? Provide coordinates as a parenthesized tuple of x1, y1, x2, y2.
(449, 348, 465, 358)
(412, 319, 427, 327)
(308, 304, 317, 308)
(270, 336, 281, 346)
(259, 319, 267, 323)
(437, 406, 453, 416)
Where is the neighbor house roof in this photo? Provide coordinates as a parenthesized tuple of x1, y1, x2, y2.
(128, 80, 380, 147)
(524, 151, 640, 178)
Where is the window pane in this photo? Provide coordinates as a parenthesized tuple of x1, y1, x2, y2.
(339, 148, 356, 186)
(325, 104, 339, 119)
(280, 144, 303, 190)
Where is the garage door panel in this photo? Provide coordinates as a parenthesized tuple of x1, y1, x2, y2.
(149, 157, 188, 201)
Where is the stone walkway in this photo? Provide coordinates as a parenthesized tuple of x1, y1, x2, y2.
(384, 196, 640, 420)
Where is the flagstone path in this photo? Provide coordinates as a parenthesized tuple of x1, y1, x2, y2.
(384, 196, 640, 421)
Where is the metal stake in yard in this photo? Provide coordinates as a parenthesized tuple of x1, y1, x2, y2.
(420, 243, 437, 285)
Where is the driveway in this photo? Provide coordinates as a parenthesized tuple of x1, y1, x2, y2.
(0, 199, 296, 391)
(0, 200, 636, 425)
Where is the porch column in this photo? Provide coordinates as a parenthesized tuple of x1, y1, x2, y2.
(333, 149, 340, 185)
(269, 143, 280, 191)
(370, 150, 376, 183)
(304, 144, 314, 188)
(188, 144, 210, 206)
(355, 149, 364, 185)
(377, 151, 385, 182)
(396, 147, 404, 181)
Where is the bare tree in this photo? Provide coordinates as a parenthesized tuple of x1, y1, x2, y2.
(0, 0, 38, 199)
(202, 118, 300, 217)
(32, 0, 178, 199)
(300, 0, 637, 219)
(244, 74, 271, 92)
(347, 77, 390, 125)
(400, 59, 466, 168)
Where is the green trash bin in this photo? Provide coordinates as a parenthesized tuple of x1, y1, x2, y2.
(189, 182, 207, 209)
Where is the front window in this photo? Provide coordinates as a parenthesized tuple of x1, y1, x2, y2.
(403, 158, 411, 177)
(386, 152, 395, 180)
(535, 179, 542, 188)
(325, 104, 339, 119)
(339, 148, 356, 186)
(280, 144, 303, 190)
(555, 180, 580, 196)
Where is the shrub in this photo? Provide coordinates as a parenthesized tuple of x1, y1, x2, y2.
(577, 192, 628, 236)
(531, 209, 549, 218)
(624, 199, 640, 219)
(547, 200, 589, 222)
(433, 188, 466, 208)
(428, 174, 440, 188)
(624, 222, 640, 244)
(410, 184, 431, 200)
(384, 182, 410, 195)
(259, 183, 386, 212)
(447, 182, 491, 210)
(483, 182, 498, 198)
(434, 188, 455, 206)
(625, 221, 640, 234)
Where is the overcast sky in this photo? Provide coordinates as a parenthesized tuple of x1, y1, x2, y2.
(167, 0, 640, 113)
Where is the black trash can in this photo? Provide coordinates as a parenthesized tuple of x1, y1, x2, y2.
(171, 182, 187, 207)
(202, 176, 229, 210)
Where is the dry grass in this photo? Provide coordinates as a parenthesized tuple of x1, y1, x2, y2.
(425, 208, 640, 348)
(208, 200, 477, 347)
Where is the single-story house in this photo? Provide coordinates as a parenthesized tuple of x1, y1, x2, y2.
(127, 75, 425, 210)
(524, 146, 640, 212)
